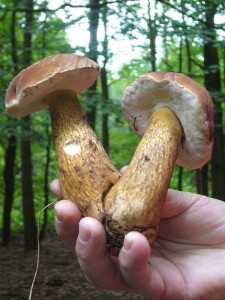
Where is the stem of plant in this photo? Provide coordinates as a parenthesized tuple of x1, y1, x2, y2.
(103, 107, 183, 247)
(47, 90, 120, 222)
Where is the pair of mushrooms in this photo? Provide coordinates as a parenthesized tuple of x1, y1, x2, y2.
(5, 54, 214, 247)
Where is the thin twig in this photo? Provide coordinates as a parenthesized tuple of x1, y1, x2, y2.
(28, 198, 60, 300)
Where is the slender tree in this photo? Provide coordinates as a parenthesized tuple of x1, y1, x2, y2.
(2, 0, 18, 246)
(40, 2, 50, 239)
(176, 36, 184, 191)
(2, 134, 17, 246)
(86, 0, 100, 129)
(40, 124, 52, 240)
(147, 0, 157, 72)
(100, 0, 110, 153)
(21, 0, 37, 250)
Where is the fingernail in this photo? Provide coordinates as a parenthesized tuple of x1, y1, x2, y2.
(123, 234, 133, 251)
(79, 222, 91, 243)
(54, 205, 64, 223)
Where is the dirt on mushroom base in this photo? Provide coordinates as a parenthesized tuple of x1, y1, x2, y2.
(0, 228, 145, 300)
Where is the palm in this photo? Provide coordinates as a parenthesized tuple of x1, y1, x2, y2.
(52, 179, 225, 300)
(149, 191, 225, 299)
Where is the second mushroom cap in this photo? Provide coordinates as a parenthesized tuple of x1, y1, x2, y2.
(122, 72, 214, 169)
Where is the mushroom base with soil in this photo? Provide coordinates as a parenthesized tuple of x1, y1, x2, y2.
(103, 107, 183, 247)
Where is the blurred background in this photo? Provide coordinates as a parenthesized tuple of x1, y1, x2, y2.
(0, 1, 224, 297)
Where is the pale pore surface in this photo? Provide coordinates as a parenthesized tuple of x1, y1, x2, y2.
(122, 77, 211, 169)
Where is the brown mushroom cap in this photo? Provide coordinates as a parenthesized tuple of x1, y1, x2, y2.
(122, 72, 214, 169)
(5, 53, 100, 118)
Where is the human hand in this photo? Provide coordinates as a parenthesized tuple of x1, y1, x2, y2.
(51, 172, 225, 300)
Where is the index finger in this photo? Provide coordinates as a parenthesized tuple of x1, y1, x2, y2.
(50, 179, 63, 199)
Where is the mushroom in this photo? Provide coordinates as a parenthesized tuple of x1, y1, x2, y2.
(103, 72, 214, 247)
(5, 53, 120, 221)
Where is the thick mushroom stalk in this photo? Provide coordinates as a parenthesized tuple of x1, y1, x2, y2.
(103, 72, 214, 247)
(104, 107, 182, 246)
(5, 54, 120, 222)
(47, 90, 119, 220)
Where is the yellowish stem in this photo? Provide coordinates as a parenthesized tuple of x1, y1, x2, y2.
(47, 90, 120, 221)
(104, 107, 182, 246)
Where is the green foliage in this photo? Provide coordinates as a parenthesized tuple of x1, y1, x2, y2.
(109, 125, 139, 169)
(170, 167, 197, 193)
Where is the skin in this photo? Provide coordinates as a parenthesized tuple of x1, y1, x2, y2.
(51, 167, 225, 300)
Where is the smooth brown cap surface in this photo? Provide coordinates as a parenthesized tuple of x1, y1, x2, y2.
(122, 72, 214, 169)
(5, 54, 100, 117)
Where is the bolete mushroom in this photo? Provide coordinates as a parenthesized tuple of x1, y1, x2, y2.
(103, 72, 214, 247)
(5, 53, 120, 221)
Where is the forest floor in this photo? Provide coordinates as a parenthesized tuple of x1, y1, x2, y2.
(0, 228, 146, 300)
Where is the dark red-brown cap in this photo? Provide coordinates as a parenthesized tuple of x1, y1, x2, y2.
(5, 54, 100, 118)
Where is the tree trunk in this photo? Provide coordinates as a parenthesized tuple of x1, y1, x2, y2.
(86, 0, 100, 129)
(203, 1, 225, 200)
(21, 0, 37, 250)
(21, 116, 37, 250)
(196, 165, 209, 196)
(101, 0, 109, 153)
(177, 166, 183, 191)
(2, 135, 16, 246)
(40, 126, 51, 240)
(2, 2, 18, 247)
(147, 0, 157, 71)
(40, 8, 50, 240)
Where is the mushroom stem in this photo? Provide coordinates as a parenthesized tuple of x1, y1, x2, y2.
(103, 107, 183, 246)
(47, 90, 120, 221)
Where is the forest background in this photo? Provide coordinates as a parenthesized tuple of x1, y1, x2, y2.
(0, 0, 225, 250)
